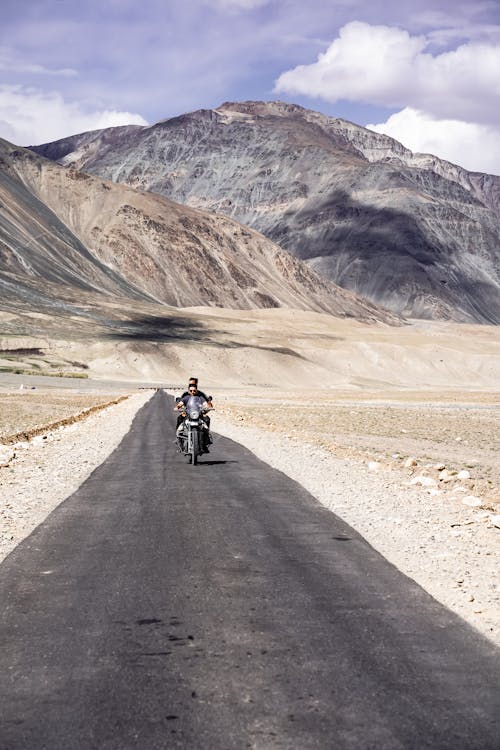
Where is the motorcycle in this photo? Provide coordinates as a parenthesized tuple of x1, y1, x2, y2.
(176, 395, 213, 465)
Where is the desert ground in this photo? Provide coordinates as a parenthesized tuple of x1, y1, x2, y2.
(0, 311, 499, 646)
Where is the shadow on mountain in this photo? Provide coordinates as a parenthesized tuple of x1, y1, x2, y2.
(104, 315, 309, 357)
(104, 315, 208, 342)
(280, 188, 442, 265)
(276, 188, 500, 323)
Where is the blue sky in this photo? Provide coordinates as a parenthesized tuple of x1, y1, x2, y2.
(1, 0, 500, 173)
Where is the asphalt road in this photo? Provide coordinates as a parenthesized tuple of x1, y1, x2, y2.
(0, 391, 498, 749)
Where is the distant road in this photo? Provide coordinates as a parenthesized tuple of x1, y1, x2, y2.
(1, 391, 498, 749)
(0, 372, 163, 392)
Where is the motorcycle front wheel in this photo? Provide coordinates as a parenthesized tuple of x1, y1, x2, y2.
(191, 431, 199, 466)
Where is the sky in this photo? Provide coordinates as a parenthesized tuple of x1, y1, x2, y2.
(1, 0, 500, 174)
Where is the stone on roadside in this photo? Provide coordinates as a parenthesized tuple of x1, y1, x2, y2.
(368, 461, 381, 472)
(457, 470, 471, 480)
(439, 469, 457, 483)
(404, 457, 417, 468)
(462, 496, 482, 507)
(410, 475, 437, 487)
(434, 463, 446, 471)
(0, 448, 15, 467)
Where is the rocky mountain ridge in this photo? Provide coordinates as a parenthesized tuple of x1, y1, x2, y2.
(1, 138, 393, 326)
(32, 101, 500, 323)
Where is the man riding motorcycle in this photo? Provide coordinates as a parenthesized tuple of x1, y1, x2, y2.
(175, 383, 212, 453)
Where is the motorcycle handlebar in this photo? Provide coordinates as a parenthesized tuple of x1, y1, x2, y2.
(173, 406, 213, 412)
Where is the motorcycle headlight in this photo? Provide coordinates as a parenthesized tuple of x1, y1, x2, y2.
(189, 409, 200, 419)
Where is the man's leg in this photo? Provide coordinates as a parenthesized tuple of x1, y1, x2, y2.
(176, 415, 185, 452)
(205, 416, 212, 445)
(201, 418, 210, 452)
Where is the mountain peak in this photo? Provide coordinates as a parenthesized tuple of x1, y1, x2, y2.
(216, 100, 309, 118)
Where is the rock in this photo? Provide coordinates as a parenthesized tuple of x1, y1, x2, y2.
(368, 461, 381, 472)
(439, 469, 456, 482)
(434, 463, 446, 471)
(404, 457, 417, 468)
(0, 449, 15, 467)
(457, 470, 471, 480)
(489, 515, 500, 529)
(462, 496, 482, 507)
(410, 475, 437, 487)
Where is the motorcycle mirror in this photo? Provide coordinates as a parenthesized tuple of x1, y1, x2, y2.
(175, 396, 181, 403)
(208, 395, 213, 401)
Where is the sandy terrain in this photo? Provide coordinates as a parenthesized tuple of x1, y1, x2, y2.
(2, 311, 500, 391)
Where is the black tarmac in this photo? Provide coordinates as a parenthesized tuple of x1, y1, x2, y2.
(1, 391, 499, 749)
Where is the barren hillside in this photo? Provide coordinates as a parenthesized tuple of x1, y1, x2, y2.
(31, 101, 500, 323)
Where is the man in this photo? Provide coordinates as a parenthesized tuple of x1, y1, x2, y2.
(175, 380, 212, 453)
(175, 377, 212, 427)
(181, 377, 212, 404)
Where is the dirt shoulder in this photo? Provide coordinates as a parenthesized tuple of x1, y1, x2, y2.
(0, 391, 133, 444)
(218, 390, 500, 510)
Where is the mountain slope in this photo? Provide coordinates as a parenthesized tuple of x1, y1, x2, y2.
(1, 139, 393, 322)
(32, 101, 500, 323)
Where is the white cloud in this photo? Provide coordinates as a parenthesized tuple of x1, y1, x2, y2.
(274, 21, 500, 125)
(367, 108, 500, 175)
(0, 86, 148, 146)
(276, 22, 425, 105)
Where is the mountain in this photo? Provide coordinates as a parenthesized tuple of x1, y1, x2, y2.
(31, 101, 500, 324)
(0, 139, 393, 324)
